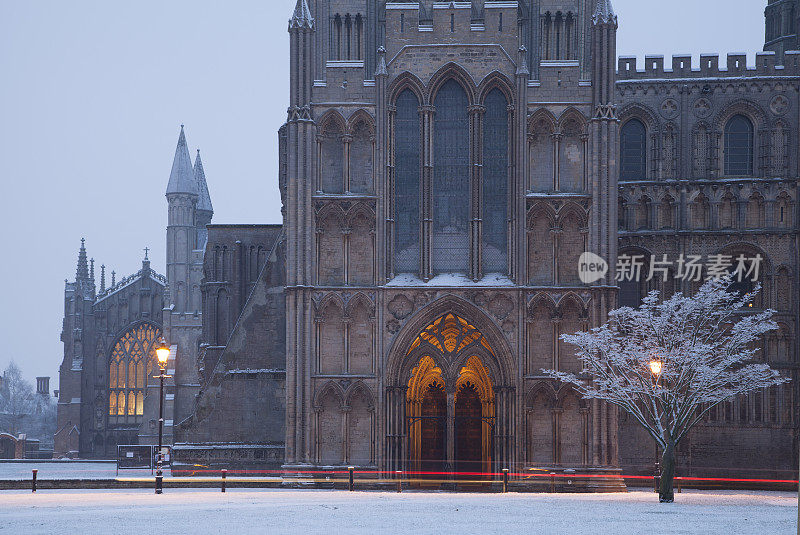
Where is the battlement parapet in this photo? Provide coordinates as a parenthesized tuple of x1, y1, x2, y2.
(617, 51, 800, 80)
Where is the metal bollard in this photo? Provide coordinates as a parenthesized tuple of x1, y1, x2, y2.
(31, 469, 37, 493)
(348, 466, 355, 492)
(550, 472, 556, 493)
(502, 468, 509, 493)
(396, 470, 402, 493)
(654, 475, 660, 493)
(677, 478, 682, 493)
(221, 469, 227, 493)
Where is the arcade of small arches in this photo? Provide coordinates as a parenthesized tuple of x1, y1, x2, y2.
(616, 243, 795, 319)
(316, 202, 376, 287)
(619, 102, 791, 181)
(618, 185, 796, 233)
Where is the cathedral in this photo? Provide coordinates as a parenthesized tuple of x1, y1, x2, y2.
(57, 0, 799, 487)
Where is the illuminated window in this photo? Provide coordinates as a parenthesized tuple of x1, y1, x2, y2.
(407, 314, 494, 357)
(108, 323, 161, 418)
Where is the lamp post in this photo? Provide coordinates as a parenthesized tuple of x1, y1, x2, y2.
(154, 338, 171, 495)
(649, 358, 663, 492)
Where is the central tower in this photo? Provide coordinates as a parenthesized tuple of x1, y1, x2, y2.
(282, 0, 622, 488)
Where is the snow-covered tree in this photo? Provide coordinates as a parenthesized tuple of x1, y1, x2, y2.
(544, 278, 787, 502)
(0, 362, 36, 436)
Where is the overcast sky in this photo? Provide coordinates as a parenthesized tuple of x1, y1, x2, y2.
(0, 0, 766, 388)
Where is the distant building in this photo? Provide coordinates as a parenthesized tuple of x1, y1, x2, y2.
(36, 378, 49, 397)
(55, 127, 211, 458)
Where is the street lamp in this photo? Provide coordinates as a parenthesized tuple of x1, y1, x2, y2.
(649, 357, 663, 492)
(154, 338, 171, 495)
(649, 359, 663, 377)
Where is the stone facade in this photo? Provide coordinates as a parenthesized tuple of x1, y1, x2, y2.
(276, 0, 622, 479)
(614, 47, 800, 479)
(55, 127, 211, 458)
(174, 225, 287, 470)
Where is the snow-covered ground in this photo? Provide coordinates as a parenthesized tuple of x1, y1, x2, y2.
(0, 488, 794, 535)
(0, 462, 154, 480)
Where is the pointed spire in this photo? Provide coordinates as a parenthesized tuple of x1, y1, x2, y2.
(90, 258, 95, 283)
(142, 249, 151, 278)
(166, 125, 199, 197)
(194, 149, 213, 214)
(111, 271, 116, 287)
(100, 265, 106, 293)
(593, 0, 617, 25)
(76, 238, 89, 280)
(289, 0, 314, 29)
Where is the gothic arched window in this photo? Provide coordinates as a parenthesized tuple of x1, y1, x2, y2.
(394, 89, 421, 274)
(482, 88, 509, 274)
(620, 119, 647, 180)
(724, 115, 754, 176)
(433, 79, 470, 273)
(108, 323, 161, 419)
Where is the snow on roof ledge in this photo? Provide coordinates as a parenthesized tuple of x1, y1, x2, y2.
(386, 273, 515, 287)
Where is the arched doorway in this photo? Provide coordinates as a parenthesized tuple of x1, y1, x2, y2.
(405, 314, 496, 480)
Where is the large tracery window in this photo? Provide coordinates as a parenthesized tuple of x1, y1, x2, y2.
(482, 89, 509, 273)
(108, 323, 161, 419)
(620, 119, 647, 180)
(433, 80, 470, 273)
(394, 89, 421, 273)
(724, 115, 754, 176)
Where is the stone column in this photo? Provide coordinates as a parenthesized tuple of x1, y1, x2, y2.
(384, 385, 407, 472)
(492, 385, 516, 472)
(386, 104, 397, 280)
(515, 46, 529, 283)
(709, 201, 721, 230)
(420, 104, 436, 281)
(469, 104, 486, 281)
(552, 407, 563, 465)
(446, 379, 456, 476)
(342, 134, 353, 193)
(552, 133, 562, 191)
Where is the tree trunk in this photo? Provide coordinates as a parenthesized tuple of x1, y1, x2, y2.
(659, 439, 676, 503)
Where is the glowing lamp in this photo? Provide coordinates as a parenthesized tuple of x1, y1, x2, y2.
(156, 339, 170, 366)
(649, 360, 663, 377)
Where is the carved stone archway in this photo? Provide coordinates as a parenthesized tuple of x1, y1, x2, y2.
(385, 302, 515, 478)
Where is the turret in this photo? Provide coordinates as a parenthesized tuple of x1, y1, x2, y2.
(285, 0, 316, 465)
(764, 0, 799, 63)
(194, 149, 213, 248)
(165, 125, 198, 314)
(76, 238, 89, 281)
(591, 0, 617, 109)
(588, 0, 619, 293)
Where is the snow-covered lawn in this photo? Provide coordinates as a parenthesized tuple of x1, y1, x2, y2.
(0, 462, 146, 480)
(0, 488, 794, 535)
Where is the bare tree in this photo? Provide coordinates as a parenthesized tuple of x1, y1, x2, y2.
(544, 278, 787, 502)
(0, 362, 36, 436)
